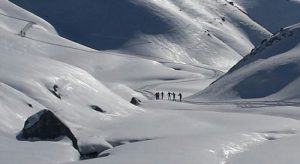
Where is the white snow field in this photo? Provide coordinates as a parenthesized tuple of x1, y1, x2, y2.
(0, 0, 300, 164)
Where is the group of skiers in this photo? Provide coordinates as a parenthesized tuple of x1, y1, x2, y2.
(155, 92, 182, 102)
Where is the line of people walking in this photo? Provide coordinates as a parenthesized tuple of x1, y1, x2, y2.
(155, 92, 182, 102)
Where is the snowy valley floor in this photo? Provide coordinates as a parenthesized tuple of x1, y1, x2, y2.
(67, 91, 300, 164)
(3, 72, 300, 164)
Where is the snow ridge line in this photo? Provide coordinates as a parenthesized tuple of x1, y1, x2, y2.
(23, 35, 223, 74)
(23, 35, 167, 61)
(19, 22, 35, 35)
(0, 11, 225, 74)
(0, 10, 195, 63)
(0, 10, 224, 87)
(0, 12, 34, 23)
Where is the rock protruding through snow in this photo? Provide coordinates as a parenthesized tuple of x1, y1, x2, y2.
(17, 109, 79, 150)
(90, 105, 106, 113)
(18, 110, 116, 159)
(130, 97, 142, 106)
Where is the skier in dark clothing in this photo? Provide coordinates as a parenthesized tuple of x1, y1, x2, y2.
(20, 30, 26, 37)
(172, 92, 176, 101)
(178, 93, 182, 102)
(155, 92, 159, 100)
(161, 92, 164, 100)
(168, 92, 171, 100)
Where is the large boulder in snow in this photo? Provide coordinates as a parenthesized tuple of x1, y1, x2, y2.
(130, 97, 141, 106)
(18, 110, 114, 158)
(18, 109, 79, 150)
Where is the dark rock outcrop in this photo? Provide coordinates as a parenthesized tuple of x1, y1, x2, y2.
(27, 103, 33, 108)
(80, 152, 100, 160)
(130, 97, 141, 106)
(18, 109, 114, 160)
(17, 109, 78, 150)
(78, 143, 112, 160)
(90, 105, 106, 113)
(49, 85, 61, 99)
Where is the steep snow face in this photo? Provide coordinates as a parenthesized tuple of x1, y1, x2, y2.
(9, 0, 271, 70)
(189, 23, 300, 101)
(0, 1, 151, 159)
(232, 0, 300, 33)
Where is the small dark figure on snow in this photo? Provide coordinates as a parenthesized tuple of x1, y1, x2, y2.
(53, 84, 59, 92)
(155, 92, 159, 100)
(221, 17, 226, 22)
(161, 92, 164, 100)
(172, 92, 176, 101)
(168, 92, 171, 100)
(178, 93, 182, 102)
(20, 30, 26, 37)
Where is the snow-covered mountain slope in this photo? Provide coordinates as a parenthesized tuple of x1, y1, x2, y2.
(0, 3, 142, 124)
(1, 0, 211, 94)
(0, 1, 155, 162)
(9, 0, 271, 70)
(0, 83, 79, 163)
(0, 27, 147, 162)
(232, 0, 300, 33)
(189, 23, 300, 101)
(0, 0, 222, 161)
